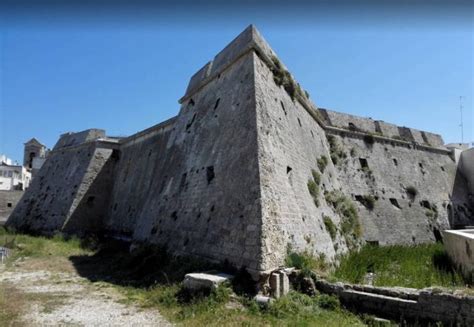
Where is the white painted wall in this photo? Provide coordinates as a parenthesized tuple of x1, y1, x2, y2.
(0, 165, 31, 190)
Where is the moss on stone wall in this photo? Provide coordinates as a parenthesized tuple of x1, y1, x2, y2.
(323, 215, 337, 241)
(324, 190, 362, 249)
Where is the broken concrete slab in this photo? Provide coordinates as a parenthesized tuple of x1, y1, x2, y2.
(183, 272, 233, 291)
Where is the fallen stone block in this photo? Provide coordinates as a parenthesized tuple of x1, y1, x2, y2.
(255, 294, 273, 307)
(269, 272, 281, 298)
(183, 272, 233, 291)
(278, 271, 290, 296)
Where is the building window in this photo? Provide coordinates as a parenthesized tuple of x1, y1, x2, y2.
(7, 171, 13, 178)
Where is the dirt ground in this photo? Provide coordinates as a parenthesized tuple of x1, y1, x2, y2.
(0, 256, 172, 326)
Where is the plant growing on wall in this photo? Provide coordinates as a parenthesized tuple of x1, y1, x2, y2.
(324, 190, 362, 249)
(317, 156, 328, 173)
(323, 215, 337, 240)
(307, 180, 320, 207)
(326, 135, 347, 165)
(308, 169, 321, 207)
(271, 56, 306, 101)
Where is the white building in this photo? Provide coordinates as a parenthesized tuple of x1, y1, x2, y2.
(0, 161, 31, 191)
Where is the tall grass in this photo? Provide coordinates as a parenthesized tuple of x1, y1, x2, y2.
(332, 243, 466, 289)
(0, 227, 90, 260)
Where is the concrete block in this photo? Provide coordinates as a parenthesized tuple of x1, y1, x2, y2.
(269, 272, 281, 298)
(183, 273, 233, 291)
(255, 294, 273, 307)
(278, 271, 290, 296)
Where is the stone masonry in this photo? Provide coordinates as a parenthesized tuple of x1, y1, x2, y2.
(6, 25, 473, 276)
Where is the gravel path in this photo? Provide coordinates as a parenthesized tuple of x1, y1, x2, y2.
(0, 259, 172, 326)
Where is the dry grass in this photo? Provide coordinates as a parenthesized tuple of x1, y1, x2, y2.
(0, 283, 27, 326)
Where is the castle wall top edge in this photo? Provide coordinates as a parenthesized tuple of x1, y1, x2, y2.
(179, 24, 279, 103)
(319, 108, 445, 147)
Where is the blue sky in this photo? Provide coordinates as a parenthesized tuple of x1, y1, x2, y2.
(0, 2, 472, 163)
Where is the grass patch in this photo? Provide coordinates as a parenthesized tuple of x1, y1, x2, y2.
(332, 243, 468, 288)
(0, 227, 92, 264)
(324, 191, 362, 249)
(323, 215, 337, 241)
(285, 249, 329, 277)
(317, 155, 329, 173)
(0, 284, 26, 326)
(0, 227, 368, 326)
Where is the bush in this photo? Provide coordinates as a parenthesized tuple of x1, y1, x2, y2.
(317, 294, 340, 310)
(323, 216, 337, 240)
(326, 135, 347, 166)
(405, 186, 418, 199)
(270, 56, 304, 101)
(317, 156, 328, 173)
(307, 180, 320, 207)
(285, 250, 316, 277)
(324, 191, 362, 249)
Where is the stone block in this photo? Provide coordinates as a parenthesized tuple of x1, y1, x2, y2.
(183, 273, 233, 292)
(278, 271, 290, 296)
(269, 272, 281, 298)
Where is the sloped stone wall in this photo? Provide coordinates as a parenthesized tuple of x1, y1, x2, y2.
(0, 190, 23, 224)
(7, 142, 117, 235)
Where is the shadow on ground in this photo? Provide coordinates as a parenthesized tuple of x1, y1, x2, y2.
(68, 239, 257, 294)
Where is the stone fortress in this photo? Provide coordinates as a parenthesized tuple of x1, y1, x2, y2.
(7, 25, 473, 276)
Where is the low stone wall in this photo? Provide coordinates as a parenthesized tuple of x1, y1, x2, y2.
(443, 229, 474, 282)
(315, 279, 474, 325)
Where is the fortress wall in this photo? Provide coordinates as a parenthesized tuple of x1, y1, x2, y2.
(0, 190, 24, 223)
(102, 123, 175, 237)
(322, 109, 378, 134)
(61, 147, 118, 234)
(329, 131, 465, 245)
(376, 120, 400, 137)
(107, 51, 264, 271)
(459, 148, 474, 197)
(254, 52, 350, 270)
(53, 129, 106, 150)
(320, 109, 445, 148)
(7, 142, 115, 234)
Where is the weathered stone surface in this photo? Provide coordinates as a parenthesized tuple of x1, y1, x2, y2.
(442, 229, 474, 282)
(315, 279, 474, 325)
(0, 190, 23, 224)
(6, 25, 473, 276)
(269, 273, 281, 298)
(183, 273, 232, 291)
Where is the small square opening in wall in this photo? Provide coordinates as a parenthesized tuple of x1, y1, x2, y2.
(389, 198, 401, 209)
(7, 202, 12, 208)
(393, 158, 398, 166)
(359, 158, 369, 169)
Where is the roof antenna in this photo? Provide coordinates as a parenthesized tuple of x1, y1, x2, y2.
(459, 95, 464, 143)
